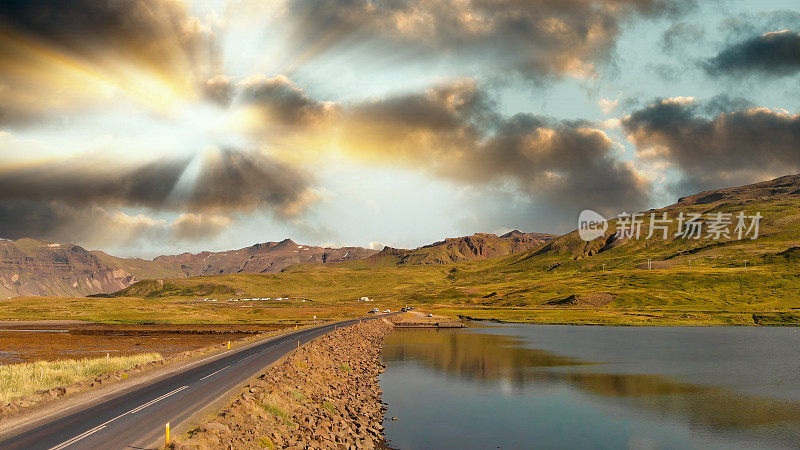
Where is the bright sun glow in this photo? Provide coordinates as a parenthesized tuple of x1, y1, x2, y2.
(168, 102, 251, 152)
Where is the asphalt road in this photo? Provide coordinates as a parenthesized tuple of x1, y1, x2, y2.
(0, 317, 374, 449)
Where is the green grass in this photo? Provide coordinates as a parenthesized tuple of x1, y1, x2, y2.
(1, 261, 799, 326)
(261, 402, 294, 426)
(0, 353, 162, 403)
(322, 400, 337, 413)
(289, 389, 306, 401)
(258, 437, 275, 449)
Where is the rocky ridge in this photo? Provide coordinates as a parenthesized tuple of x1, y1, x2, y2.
(0, 239, 141, 298)
(155, 239, 376, 277)
(176, 319, 393, 449)
(0, 238, 377, 298)
(367, 230, 556, 266)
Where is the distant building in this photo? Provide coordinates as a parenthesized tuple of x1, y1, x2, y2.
(359, 296, 373, 302)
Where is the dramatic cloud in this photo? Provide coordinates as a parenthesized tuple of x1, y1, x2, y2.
(171, 213, 233, 242)
(0, 149, 314, 215)
(0, 157, 190, 208)
(239, 75, 337, 129)
(286, 0, 695, 79)
(203, 75, 236, 107)
(0, 201, 161, 246)
(623, 97, 800, 193)
(704, 30, 800, 77)
(0, 0, 216, 78)
(0, 0, 218, 125)
(340, 80, 649, 216)
(340, 80, 497, 163)
(0, 145, 317, 245)
(0, 202, 233, 247)
(188, 149, 318, 218)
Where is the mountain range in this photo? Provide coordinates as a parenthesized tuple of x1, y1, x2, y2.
(365, 231, 556, 266)
(8, 172, 799, 299)
(0, 231, 554, 297)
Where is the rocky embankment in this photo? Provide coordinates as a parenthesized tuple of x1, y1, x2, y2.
(176, 319, 393, 449)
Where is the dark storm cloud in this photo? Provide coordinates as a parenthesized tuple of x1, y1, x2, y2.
(622, 97, 800, 193)
(704, 30, 800, 77)
(0, 157, 191, 208)
(286, 0, 696, 79)
(0, 149, 315, 217)
(344, 79, 498, 140)
(0, 0, 218, 127)
(474, 115, 648, 216)
(189, 149, 316, 217)
(239, 75, 336, 128)
(0, 147, 316, 243)
(0, 201, 161, 245)
(0, 200, 60, 241)
(202, 76, 236, 107)
(0, 201, 232, 245)
(170, 213, 232, 242)
(0, 0, 216, 77)
(341, 80, 649, 216)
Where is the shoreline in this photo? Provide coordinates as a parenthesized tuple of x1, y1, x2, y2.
(428, 308, 800, 327)
(175, 319, 394, 449)
(457, 316, 799, 327)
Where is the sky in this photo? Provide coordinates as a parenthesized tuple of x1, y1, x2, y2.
(0, 0, 799, 257)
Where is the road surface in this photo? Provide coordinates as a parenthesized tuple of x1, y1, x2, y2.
(0, 317, 374, 449)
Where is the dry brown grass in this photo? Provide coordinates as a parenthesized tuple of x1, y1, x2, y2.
(0, 353, 162, 403)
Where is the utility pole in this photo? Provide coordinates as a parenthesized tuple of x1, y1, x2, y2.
(744, 260, 748, 272)
(647, 259, 652, 270)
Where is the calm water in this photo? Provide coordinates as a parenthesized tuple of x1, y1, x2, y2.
(380, 324, 800, 449)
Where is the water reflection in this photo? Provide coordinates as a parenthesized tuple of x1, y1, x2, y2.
(383, 328, 800, 447)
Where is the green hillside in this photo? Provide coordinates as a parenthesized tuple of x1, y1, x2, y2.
(7, 175, 800, 326)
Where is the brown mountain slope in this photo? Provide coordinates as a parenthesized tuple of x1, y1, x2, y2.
(154, 239, 377, 276)
(0, 229, 551, 297)
(366, 231, 556, 266)
(91, 251, 186, 281)
(0, 239, 141, 298)
(0, 238, 377, 297)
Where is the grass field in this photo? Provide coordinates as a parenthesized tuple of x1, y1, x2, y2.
(0, 353, 162, 403)
(0, 259, 798, 326)
(2, 193, 800, 326)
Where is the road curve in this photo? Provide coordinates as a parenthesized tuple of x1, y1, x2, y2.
(0, 317, 377, 449)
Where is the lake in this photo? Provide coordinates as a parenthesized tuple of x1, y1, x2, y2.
(380, 324, 800, 449)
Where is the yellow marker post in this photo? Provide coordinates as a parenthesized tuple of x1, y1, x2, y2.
(297, 340, 300, 349)
(227, 340, 231, 350)
(165, 422, 170, 446)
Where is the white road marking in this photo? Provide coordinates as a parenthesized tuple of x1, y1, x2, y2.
(125, 386, 188, 415)
(48, 426, 106, 450)
(199, 366, 229, 381)
(47, 386, 188, 450)
(39, 326, 342, 450)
